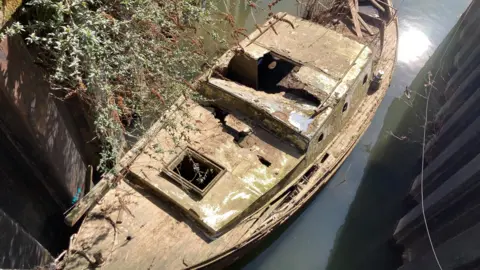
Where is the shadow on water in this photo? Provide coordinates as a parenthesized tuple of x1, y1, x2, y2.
(325, 93, 426, 270)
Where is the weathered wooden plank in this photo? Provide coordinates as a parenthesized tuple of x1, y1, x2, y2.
(0, 209, 53, 269)
(446, 43, 480, 98)
(358, 15, 375, 36)
(426, 87, 480, 163)
(451, 8, 480, 67)
(431, 85, 480, 152)
(348, 0, 363, 38)
(370, 0, 386, 12)
(64, 178, 111, 226)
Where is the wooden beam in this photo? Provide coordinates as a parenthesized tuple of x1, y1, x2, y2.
(64, 177, 112, 226)
(370, 0, 386, 13)
(358, 14, 375, 35)
(348, 0, 363, 38)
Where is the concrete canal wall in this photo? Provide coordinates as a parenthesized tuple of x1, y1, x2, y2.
(394, 1, 480, 269)
(0, 209, 53, 268)
(0, 2, 97, 267)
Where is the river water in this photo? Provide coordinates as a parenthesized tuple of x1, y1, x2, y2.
(217, 0, 471, 269)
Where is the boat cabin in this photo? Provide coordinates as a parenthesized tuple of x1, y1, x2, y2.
(129, 13, 373, 238)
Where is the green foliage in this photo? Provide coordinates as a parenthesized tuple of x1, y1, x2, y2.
(4, 0, 225, 172)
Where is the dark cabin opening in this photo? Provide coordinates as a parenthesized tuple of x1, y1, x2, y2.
(222, 52, 321, 107)
(173, 154, 220, 190)
(258, 53, 296, 92)
(282, 89, 321, 107)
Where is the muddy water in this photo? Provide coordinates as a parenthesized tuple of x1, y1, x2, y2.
(217, 0, 471, 269)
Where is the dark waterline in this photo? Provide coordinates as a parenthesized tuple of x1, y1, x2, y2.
(218, 0, 471, 269)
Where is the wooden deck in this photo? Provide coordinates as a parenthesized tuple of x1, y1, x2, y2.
(63, 7, 398, 270)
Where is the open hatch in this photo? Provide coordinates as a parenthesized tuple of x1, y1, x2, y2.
(163, 147, 226, 198)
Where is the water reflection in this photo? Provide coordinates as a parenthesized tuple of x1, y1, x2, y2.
(398, 25, 432, 65)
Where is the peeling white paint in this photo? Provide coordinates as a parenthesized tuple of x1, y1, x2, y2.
(281, 155, 288, 167)
(231, 192, 252, 201)
(241, 176, 263, 196)
(240, 165, 278, 197)
(289, 111, 314, 132)
(253, 166, 277, 187)
(222, 192, 236, 204)
(200, 205, 238, 228)
(222, 191, 252, 204)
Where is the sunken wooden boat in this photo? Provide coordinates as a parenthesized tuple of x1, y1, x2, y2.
(64, 3, 398, 269)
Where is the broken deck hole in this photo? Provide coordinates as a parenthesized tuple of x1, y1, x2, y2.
(212, 106, 229, 124)
(165, 147, 225, 197)
(210, 106, 251, 143)
(318, 133, 325, 142)
(342, 102, 349, 112)
(258, 155, 272, 167)
(321, 153, 330, 163)
(235, 131, 249, 143)
(211, 106, 237, 137)
(258, 53, 296, 92)
(174, 155, 218, 189)
(268, 61, 277, 70)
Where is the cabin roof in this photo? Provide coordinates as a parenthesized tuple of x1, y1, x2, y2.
(208, 77, 331, 136)
(204, 13, 372, 150)
(241, 13, 368, 81)
(129, 99, 303, 235)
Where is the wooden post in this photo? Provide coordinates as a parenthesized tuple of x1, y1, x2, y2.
(358, 15, 375, 35)
(348, 0, 363, 38)
(370, 0, 386, 12)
